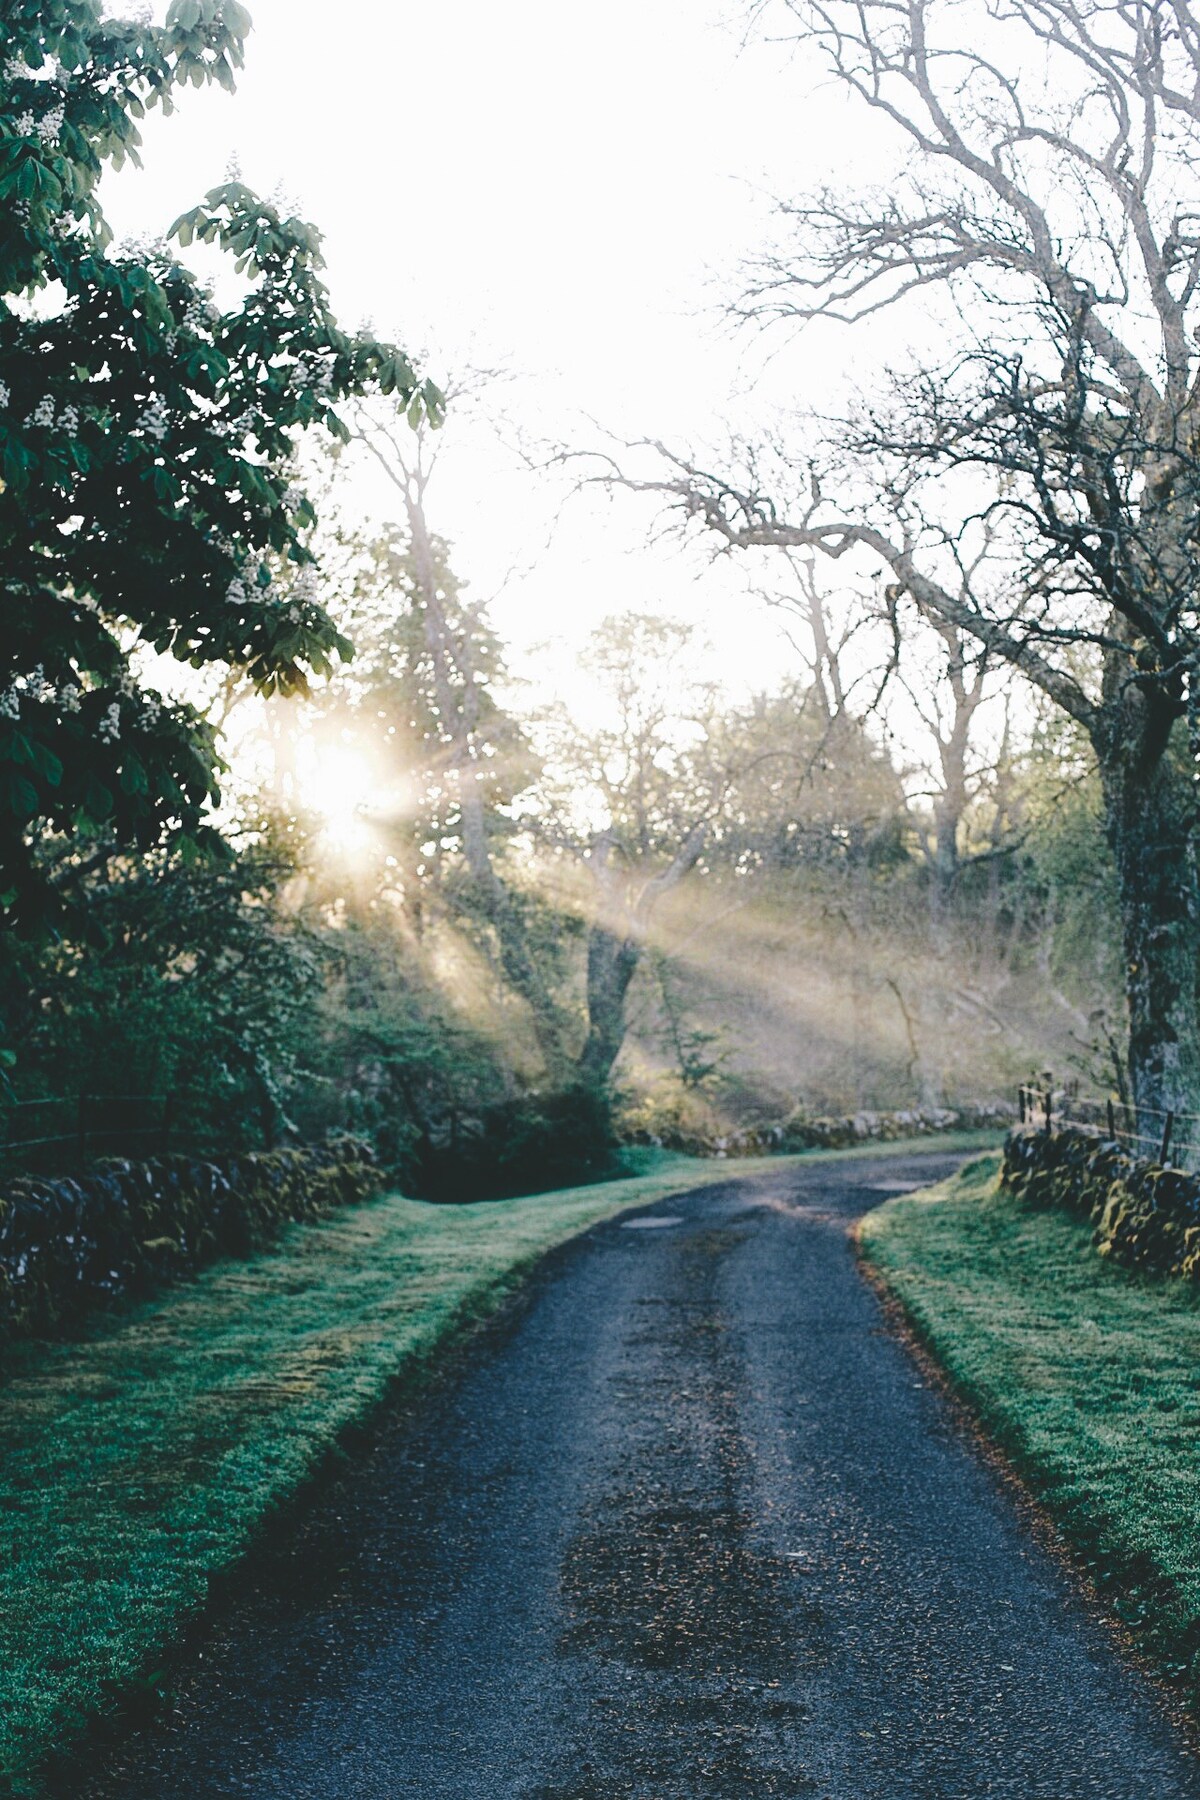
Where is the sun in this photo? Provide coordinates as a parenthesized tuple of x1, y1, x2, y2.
(298, 742, 379, 860)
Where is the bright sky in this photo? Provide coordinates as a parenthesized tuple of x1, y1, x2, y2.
(102, 0, 909, 717)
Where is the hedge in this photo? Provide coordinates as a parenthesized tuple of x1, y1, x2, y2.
(1003, 1125, 1200, 1279)
(0, 1139, 381, 1340)
(417, 1083, 615, 1201)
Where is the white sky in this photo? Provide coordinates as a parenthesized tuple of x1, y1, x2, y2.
(100, 0, 917, 718)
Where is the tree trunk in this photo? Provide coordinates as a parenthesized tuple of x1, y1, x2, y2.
(1095, 702, 1200, 1147)
(578, 926, 641, 1087)
(928, 805, 961, 928)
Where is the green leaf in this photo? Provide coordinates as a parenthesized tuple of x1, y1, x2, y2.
(83, 779, 114, 822)
(119, 755, 149, 796)
(6, 774, 38, 819)
(32, 744, 63, 787)
(223, 0, 253, 34)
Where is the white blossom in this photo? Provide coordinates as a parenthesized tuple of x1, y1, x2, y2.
(59, 404, 79, 437)
(37, 104, 64, 145)
(0, 382, 9, 411)
(59, 684, 81, 714)
(116, 230, 166, 263)
(181, 295, 210, 334)
(13, 112, 35, 137)
(286, 356, 334, 401)
(26, 396, 54, 429)
(97, 702, 121, 743)
(0, 689, 19, 722)
(137, 394, 170, 442)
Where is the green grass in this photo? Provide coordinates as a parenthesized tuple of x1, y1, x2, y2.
(0, 1132, 999, 1794)
(861, 1155, 1200, 1697)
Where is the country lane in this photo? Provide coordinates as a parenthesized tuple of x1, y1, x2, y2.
(67, 1148, 1200, 1799)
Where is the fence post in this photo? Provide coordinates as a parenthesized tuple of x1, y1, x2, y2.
(1161, 1110, 1174, 1165)
(76, 1092, 87, 1164)
(1044, 1086, 1053, 1137)
(1018, 1085, 1026, 1125)
(1107, 1098, 1116, 1140)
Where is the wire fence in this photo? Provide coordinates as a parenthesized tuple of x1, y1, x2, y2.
(0, 1092, 181, 1176)
(1017, 1077, 1200, 1168)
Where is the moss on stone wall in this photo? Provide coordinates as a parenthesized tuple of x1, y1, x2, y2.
(1003, 1126, 1200, 1279)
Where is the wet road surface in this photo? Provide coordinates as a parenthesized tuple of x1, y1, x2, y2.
(69, 1150, 1200, 1798)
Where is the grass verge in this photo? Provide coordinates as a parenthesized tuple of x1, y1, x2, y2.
(860, 1154, 1200, 1701)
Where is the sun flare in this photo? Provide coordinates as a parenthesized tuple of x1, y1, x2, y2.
(298, 743, 380, 861)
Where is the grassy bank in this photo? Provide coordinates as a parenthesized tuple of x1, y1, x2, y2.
(861, 1155, 1200, 1696)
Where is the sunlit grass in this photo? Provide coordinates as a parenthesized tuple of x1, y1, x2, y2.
(861, 1156, 1200, 1698)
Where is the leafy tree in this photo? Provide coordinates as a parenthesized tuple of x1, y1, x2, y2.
(0, 0, 439, 924)
(287, 895, 518, 1188)
(339, 404, 569, 1072)
(0, 821, 321, 1146)
(335, 526, 538, 913)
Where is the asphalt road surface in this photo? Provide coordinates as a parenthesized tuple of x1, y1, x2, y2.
(70, 1150, 1200, 1799)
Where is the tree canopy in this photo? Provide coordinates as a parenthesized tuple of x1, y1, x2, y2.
(0, 0, 440, 924)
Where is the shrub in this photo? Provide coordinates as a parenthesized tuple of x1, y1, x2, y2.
(416, 1085, 616, 1202)
(0, 1139, 381, 1341)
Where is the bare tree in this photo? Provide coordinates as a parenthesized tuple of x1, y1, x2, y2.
(533, 614, 724, 1086)
(610, 0, 1200, 1132)
(763, 552, 854, 720)
(904, 618, 991, 917)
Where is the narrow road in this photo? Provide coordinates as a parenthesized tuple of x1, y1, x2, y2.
(72, 1150, 1200, 1799)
